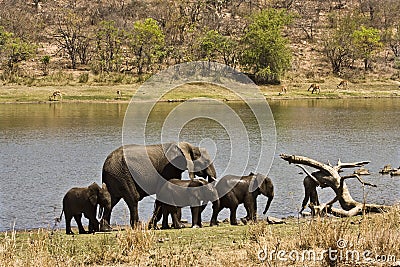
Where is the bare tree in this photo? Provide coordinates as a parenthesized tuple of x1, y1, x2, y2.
(54, 11, 90, 69)
(292, 0, 326, 40)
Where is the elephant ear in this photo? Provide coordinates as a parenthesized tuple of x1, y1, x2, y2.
(249, 173, 264, 193)
(88, 182, 99, 206)
(164, 143, 189, 172)
(248, 174, 258, 192)
(177, 142, 196, 179)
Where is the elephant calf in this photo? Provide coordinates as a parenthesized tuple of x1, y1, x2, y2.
(210, 173, 274, 226)
(61, 182, 111, 235)
(149, 178, 219, 229)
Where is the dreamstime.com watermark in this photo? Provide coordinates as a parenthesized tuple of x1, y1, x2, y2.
(257, 239, 397, 264)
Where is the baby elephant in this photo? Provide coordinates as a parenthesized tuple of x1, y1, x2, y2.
(61, 182, 111, 235)
(149, 178, 219, 229)
(210, 173, 274, 226)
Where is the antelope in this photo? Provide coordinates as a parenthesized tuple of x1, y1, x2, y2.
(116, 90, 122, 99)
(278, 85, 287, 95)
(308, 83, 320, 94)
(337, 80, 348, 89)
(49, 90, 62, 101)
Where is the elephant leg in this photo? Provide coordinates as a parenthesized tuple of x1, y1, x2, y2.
(74, 214, 87, 234)
(300, 192, 310, 214)
(88, 219, 99, 233)
(229, 207, 238, 225)
(309, 186, 319, 216)
(190, 206, 202, 228)
(244, 196, 256, 222)
(88, 217, 99, 233)
(171, 207, 184, 229)
(176, 207, 182, 223)
(243, 204, 251, 223)
(65, 213, 74, 235)
(100, 196, 120, 231)
(210, 202, 222, 226)
(149, 200, 163, 230)
(300, 178, 312, 214)
(85, 209, 98, 233)
(252, 199, 257, 221)
(197, 204, 207, 227)
(310, 187, 319, 206)
(161, 204, 171, 229)
(123, 195, 139, 228)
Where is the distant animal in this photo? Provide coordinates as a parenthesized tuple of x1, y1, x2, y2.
(116, 90, 122, 99)
(379, 164, 395, 174)
(337, 80, 348, 89)
(60, 182, 111, 235)
(49, 90, 62, 101)
(278, 85, 287, 95)
(308, 83, 320, 94)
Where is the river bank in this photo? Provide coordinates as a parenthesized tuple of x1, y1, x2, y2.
(1, 209, 399, 266)
(1, 78, 400, 103)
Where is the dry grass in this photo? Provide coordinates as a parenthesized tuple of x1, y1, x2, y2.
(247, 206, 400, 267)
(1, 207, 399, 266)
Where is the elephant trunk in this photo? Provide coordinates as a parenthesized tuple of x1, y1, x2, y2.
(263, 195, 274, 215)
(188, 160, 195, 180)
(206, 164, 217, 181)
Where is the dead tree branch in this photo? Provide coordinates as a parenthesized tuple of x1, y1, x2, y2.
(281, 153, 390, 217)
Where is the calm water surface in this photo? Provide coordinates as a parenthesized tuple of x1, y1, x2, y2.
(0, 99, 399, 231)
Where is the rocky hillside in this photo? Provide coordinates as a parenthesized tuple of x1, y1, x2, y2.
(0, 0, 399, 85)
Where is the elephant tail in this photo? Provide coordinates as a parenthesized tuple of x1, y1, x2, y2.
(56, 210, 63, 223)
(51, 209, 63, 233)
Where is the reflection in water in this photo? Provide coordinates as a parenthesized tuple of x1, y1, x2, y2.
(0, 99, 399, 231)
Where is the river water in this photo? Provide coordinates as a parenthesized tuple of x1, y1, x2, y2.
(0, 99, 399, 231)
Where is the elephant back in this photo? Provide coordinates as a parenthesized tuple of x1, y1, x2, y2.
(102, 143, 187, 198)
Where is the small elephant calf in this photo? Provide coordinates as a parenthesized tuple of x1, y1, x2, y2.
(210, 173, 274, 226)
(61, 182, 111, 235)
(149, 178, 219, 229)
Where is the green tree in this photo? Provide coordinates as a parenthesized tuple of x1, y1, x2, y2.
(129, 18, 165, 75)
(323, 14, 360, 75)
(0, 26, 35, 75)
(240, 8, 292, 84)
(198, 30, 238, 68)
(40, 55, 51, 76)
(93, 20, 124, 73)
(352, 26, 382, 70)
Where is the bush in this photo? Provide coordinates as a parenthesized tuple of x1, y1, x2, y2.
(78, 72, 89, 83)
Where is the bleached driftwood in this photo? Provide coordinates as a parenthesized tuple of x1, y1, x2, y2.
(280, 154, 390, 217)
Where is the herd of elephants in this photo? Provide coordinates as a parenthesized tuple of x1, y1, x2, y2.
(61, 142, 274, 234)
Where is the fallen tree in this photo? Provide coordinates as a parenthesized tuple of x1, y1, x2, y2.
(280, 154, 391, 217)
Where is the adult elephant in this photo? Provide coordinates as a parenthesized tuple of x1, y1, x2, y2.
(210, 173, 274, 226)
(100, 142, 216, 230)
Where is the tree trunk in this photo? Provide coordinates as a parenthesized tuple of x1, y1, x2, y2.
(280, 154, 391, 217)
